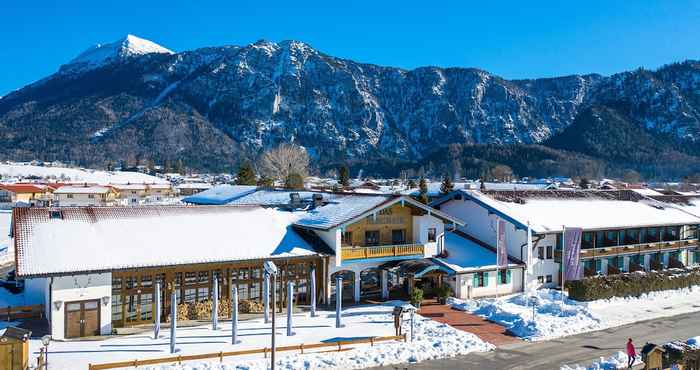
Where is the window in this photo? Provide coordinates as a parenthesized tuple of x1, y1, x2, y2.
(546, 246, 553, 260)
(556, 234, 563, 250)
(538, 246, 545, 260)
(546, 275, 553, 283)
(499, 270, 511, 284)
(341, 231, 353, 245)
(391, 229, 406, 244)
(472, 272, 488, 287)
(88, 194, 95, 199)
(67, 194, 74, 199)
(582, 232, 594, 249)
(537, 275, 544, 284)
(427, 228, 437, 242)
(365, 230, 380, 246)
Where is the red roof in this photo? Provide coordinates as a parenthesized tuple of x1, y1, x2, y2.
(0, 184, 46, 193)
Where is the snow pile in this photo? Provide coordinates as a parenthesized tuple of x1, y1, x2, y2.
(0, 162, 168, 184)
(560, 351, 642, 370)
(452, 287, 700, 341)
(449, 290, 600, 341)
(31, 303, 492, 370)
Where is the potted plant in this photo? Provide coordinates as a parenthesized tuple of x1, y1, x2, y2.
(409, 287, 423, 309)
(436, 284, 452, 305)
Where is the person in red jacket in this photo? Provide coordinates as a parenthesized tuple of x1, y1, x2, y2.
(626, 338, 636, 368)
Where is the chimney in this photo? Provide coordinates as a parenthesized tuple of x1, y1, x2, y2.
(312, 193, 323, 208)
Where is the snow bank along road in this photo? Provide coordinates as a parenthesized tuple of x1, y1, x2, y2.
(369, 309, 700, 370)
(450, 287, 700, 341)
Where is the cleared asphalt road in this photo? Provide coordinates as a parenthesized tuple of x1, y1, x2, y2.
(370, 310, 700, 370)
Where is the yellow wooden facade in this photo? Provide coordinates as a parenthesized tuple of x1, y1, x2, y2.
(341, 204, 415, 247)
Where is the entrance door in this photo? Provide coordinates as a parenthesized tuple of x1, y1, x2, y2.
(65, 300, 100, 338)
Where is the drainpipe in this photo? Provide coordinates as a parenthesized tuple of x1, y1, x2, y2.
(48, 277, 54, 329)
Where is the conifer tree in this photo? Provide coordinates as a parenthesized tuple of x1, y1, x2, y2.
(407, 179, 417, 189)
(418, 177, 429, 204)
(339, 165, 350, 188)
(440, 174, 454, 195)
(236, 162, 257, 185)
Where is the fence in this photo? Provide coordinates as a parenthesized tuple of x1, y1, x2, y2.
(0, 304, 43, 321)
(88, 334, 406, 370)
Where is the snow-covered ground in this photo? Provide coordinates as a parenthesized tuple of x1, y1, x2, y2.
(451, 287, 700, 341)
(32, 302, 492, 370)
(0, 162, 167, 185)
(560, 351, 643, 370)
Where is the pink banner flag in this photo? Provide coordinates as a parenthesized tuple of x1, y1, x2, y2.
(564, 227, 583, 281)
(497, 219, 508, 267)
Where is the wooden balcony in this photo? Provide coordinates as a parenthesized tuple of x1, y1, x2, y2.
(341, 243, 425, 261)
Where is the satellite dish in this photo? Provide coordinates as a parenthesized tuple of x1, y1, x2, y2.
(263, 261, 278, 275)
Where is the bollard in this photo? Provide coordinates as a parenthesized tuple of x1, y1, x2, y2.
(335, 275, 344, 328)
(287, 281, 295, 336)
(310, 267, 317, 317)
(212, 276, 219, 330)
(170, 290, 177, 354)
(231, 286, 239, 344)
(154, 281, 161, 339)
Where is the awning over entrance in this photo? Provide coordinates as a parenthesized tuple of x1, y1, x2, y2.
(379, 259, 454, 278)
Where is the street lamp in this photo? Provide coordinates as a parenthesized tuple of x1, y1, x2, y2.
(41, 335, 51, 370)
(263, 261, 278, 370)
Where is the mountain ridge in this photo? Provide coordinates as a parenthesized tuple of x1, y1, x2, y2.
(1, 35, 700, 179)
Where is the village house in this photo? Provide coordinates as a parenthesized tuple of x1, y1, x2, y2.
(0, 184, 53, 207)
(112, 183, 175, 205)
(52, 185, 119, 206)
(432, 189, 700, 290)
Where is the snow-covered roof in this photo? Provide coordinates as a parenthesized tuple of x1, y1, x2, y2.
(111, 184, 148, 191)
(227, 190, 465, 230)
(631, 188, 664, 196)
(14, 206, 324, 277)
(433, 231, 523, 273)
(176, 182, 212, 190)
(442, 190, 700, 234)
(182, 185, 258, 205)
(53, 185, 113, 194)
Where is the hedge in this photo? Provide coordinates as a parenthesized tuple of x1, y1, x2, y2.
(566, 267, 700, 301)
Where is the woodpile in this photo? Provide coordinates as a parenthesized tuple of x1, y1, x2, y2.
(239, 299, 264, 313)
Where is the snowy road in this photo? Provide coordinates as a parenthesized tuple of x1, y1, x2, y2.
(369, 309, 700, 370)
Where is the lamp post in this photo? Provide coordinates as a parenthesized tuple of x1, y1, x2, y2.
(264, 261, 278, 370)
(41, 335, 51, 370)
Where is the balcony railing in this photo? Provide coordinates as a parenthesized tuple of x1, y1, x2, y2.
(553, 239, 698, 261)
(341, 243, 424, 261)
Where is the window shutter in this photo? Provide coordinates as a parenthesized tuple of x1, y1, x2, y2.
(483, 272, 489, 287)
(472, 274, 478, 287)
(506, 270, 511, 284)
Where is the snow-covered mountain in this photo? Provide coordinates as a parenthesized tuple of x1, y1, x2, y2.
(60, 34, 173, 74)
(1, 35, 699, 176)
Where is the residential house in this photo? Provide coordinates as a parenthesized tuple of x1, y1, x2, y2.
(53, 185, 118, 206)
(0, 184, 53, 207)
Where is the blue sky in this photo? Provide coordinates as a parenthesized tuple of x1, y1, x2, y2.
(1, 1, 699, 96)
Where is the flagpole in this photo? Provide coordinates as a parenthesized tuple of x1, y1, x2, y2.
(561, 225, 566, 310)
(496, 218, 500, 299)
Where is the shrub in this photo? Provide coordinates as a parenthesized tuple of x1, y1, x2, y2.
(566, 267, 700, 301)
(410, 288, 424, 308)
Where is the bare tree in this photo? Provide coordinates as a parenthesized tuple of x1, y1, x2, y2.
(259, 144, 310, 181)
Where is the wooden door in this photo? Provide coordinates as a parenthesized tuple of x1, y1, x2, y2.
(82, 300, 100, 336)
(64, 300, 100, 338)
(65, 302, 83, 338)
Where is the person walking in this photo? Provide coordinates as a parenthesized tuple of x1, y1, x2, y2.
(626, 338, 636, 368)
